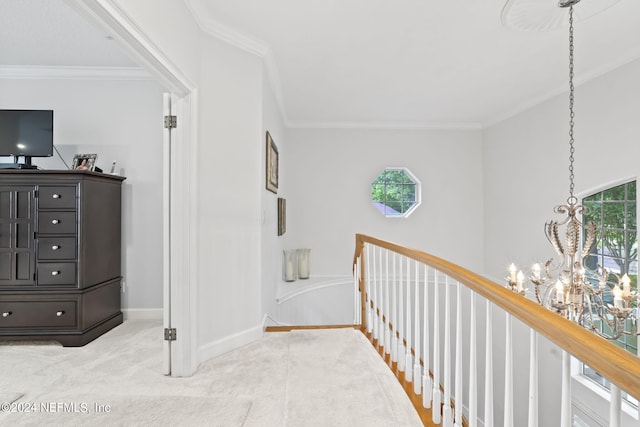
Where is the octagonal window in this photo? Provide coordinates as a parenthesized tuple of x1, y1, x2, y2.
(371, 168, 421, 218)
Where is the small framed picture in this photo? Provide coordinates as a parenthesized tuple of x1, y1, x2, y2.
(278, 197, 286, 236)
(72, 154, 98, 171)
(266, 131, 279, 194)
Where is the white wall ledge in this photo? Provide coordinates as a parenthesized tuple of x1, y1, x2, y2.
(276, 275, 352, 304)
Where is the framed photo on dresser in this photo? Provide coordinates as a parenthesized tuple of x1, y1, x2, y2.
(72, 154, 97, 171)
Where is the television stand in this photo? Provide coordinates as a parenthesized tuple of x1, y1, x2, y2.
(0, 163, 38, 169)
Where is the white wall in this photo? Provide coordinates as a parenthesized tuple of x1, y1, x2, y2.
(110, 0, 201, 82)
(286, 127, 485, 275)
(483, 57, 640, 426)
(195, 34, 264, 356)
(272, 127, 484, 325)
(484, 57, 640, 282)
(261, 69, 287, 324)
(0, 77, 165, 312)
(108, 0, 270, 363)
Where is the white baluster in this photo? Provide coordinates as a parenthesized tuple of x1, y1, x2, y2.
(353, 259, 359, 324)
(422, 265, 432, 409)
(528, 330, 538, 427)
(398, 256, 406, 372)
(372, 246, 379, 341)
(405, 257, 413, 382)
(392, 253, 398, 363)
(560, 350, 571, 427)
(432, 270, 442, 425)
(454, 281, 462, 427)
(504, 313, 513, 427)
(378, 247, 385, 349)
(413, 260, 422, 394)
(442, 276, 453, 427)
(468, 290, 477, 427)
(484, 300, 494, 427)
(384, 250, 391, 355)
(610, 384, 621, 427)
(366, 245, 372, 334)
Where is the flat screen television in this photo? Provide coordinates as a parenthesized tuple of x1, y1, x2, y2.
(0, 109, 54, 169)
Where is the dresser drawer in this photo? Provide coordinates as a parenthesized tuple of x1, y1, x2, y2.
(38, 211, 77, 234)
(37, 263, 77, 285)
(0, 299, 77, 328)
(38, 186, 77, 209)
(38, 237, 77, 259)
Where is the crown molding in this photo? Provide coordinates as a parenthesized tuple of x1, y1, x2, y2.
(0, 65, 152, 80)
(183, 0, 289, 124)
(286, 120, 483, 131)
(183, 0, 269, 57)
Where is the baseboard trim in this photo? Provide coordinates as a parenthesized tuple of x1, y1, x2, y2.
(122, 308, 163, 320)
(197, 324, 264, 363)
(265, 324, 359, 332)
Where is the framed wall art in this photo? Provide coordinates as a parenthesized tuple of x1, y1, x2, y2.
(278, 197, 286, 236)
(72, 154, 98, 171)
(266, 131, 279, 194)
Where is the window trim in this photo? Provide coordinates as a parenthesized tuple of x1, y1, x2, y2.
(370, 167, 422, 218)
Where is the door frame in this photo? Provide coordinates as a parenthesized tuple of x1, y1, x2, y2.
(66, 0, 199, 376)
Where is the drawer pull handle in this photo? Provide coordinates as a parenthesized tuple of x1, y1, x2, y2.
(52, 245, 60, 250)
(56, 311, 65, 317)
(2, 312, 11, 318)
(52, 194, 61, 199)
(51, 270, 61, 276)
(52, 219, 60, 225)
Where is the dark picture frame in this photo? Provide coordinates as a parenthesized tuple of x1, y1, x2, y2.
(72, 153, 98, 171)
(266, 131, 279, 193)
(277, 197, 286, 236)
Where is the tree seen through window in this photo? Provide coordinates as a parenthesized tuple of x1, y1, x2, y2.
(371, 168, 420, 217)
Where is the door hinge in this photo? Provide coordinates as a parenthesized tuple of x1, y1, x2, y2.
(164, 115, 177, 129)
(164, 328, 177, 341)
(34, 190, 39, 198)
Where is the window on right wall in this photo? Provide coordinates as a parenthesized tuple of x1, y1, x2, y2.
(580, 179, 638, 406)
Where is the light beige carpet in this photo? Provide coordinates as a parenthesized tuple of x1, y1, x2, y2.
(0, 320, 421, 426)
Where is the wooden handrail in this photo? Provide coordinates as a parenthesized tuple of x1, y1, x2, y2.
(354, 233, 640, 400)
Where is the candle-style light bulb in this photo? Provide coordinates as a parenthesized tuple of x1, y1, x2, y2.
(621, 274, 631, 296)
(516, 270, 525, 292)
(531, 263, 541, 281)
(613, 285, 624, 309)
(508, 263, 517, 283)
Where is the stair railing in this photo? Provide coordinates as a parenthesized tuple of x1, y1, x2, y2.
(352, 233, 640, 427)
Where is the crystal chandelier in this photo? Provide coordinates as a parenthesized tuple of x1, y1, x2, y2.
(506, 0, 636, 340)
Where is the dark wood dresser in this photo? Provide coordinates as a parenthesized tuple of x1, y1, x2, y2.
(0, 170, 125, 346)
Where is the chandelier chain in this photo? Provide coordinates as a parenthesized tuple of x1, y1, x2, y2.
(568, 6, 576, 202)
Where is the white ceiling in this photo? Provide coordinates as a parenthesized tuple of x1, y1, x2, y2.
(0, 0, 136, 67)
(2, 0, 640, 128)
